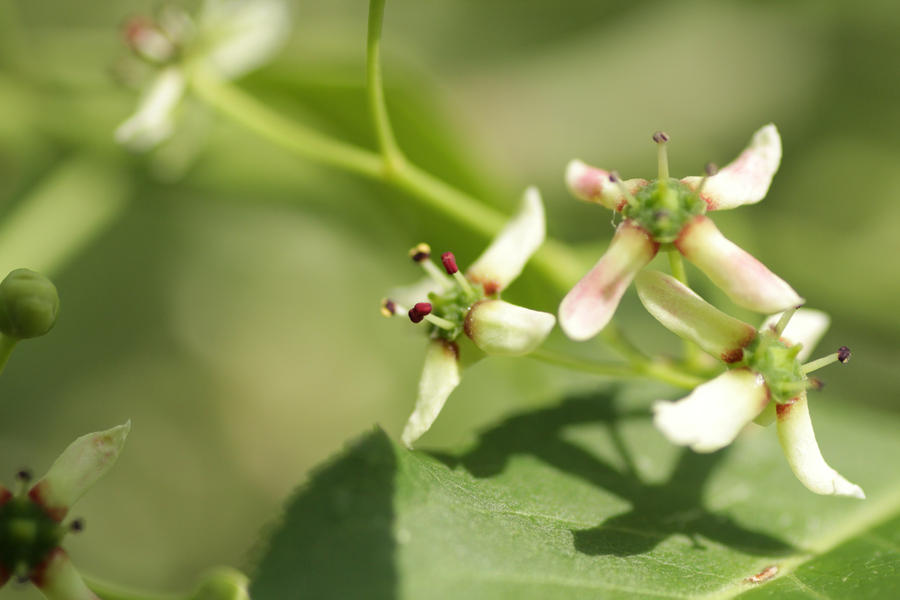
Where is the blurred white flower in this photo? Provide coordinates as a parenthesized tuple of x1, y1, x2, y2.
(116, 0, 290, 151)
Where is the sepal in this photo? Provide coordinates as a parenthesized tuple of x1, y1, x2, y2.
(30, 549, 98, 600)
(565, 160, 647, 211)
(653, 369, 769, 453)
(635, 270, 757, 362)
(29, 422, 131, 520)
(761, 309, 829, 361)
(467, 187, 545, 294)
(559, 221, 658, 340)
(681, 124, 781, 211)
(401, 340, 461, 448)
(464, 300, 554, 357)
(776, 395, 865, 498)
(676, 215, 802, 313)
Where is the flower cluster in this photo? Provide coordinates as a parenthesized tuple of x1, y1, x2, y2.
(382, 188, 555, 447)
(383, 124, 863, 500)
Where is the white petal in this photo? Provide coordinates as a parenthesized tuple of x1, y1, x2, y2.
(401, 340, 461, 448)
(653, 369, 769, 453)
(761, 309, 830, 361)
(681, 124, 782, 211)
(115, 67, 186, 151)
(676, 215, 803, 314)
(464, 300, 555, 356)
(199, 0, 290, 79)
(565, 159, 647, 211)
(635, 270, 757, 362)
(559, 221, 657, 341)
(29, 422, 131, 520)
(467, 186, 545, 294)
(777, 394, 865, 498)
(30, 549, 98, 600)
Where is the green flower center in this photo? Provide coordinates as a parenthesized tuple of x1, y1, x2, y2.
(0, 496, 65, 574)
(742, 332, 806, 404)
(622, 179, 706, 243)
(426, 281, 486, 341)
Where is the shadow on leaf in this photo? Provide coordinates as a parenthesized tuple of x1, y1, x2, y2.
(434, 388, 796, 558)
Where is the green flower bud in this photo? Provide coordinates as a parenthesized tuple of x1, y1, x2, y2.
(0, 269, 59, 340)
(191, 567, 250, 600)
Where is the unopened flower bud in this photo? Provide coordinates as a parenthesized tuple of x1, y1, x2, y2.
(191, 567, 250, 600)
(0, 269, 60, 340)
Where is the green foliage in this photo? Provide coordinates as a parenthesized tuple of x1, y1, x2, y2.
(252, 387, 900, 599)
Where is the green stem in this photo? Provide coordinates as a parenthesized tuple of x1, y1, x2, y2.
(0, 334, 17, 377)
(366, 0, 403, 166)
(190, 44, 697, 380)
(84, 575, 186, 600)
(191, 70, 384, 180)
(529, 348, 701, 389)
(192, 73, 585, 293)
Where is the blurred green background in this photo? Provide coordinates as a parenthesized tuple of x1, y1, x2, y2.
(0, 0, 898, 595)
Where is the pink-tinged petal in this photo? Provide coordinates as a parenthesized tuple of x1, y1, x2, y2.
(635, 270, 757, 362)
(559, 221, 658, 341)
(114, 67, 185, 151)
(401, 340, 461, 448)
(681, 124, 782, 210)
(761, 309, 830, 361)
(28, 422, 131, 520)
(467, 186, 545, 294)
(777, 395, 865, 498)
(464, 300, 555, 357)
(653, 369, 769, 453)
(676, 215, 802, 313)
(31, 548, 99, 600)
(565, 160, 647, 211)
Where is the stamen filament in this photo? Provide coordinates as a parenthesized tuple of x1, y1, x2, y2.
(424, 313, 455, 330)
(422, 260, 452, 288)
(609, 172, 639, 208)
(653, 131, 670, 181)
(696, 162, 718, 197)
(453, 271, 476, 297)
(774, 305, 799, 336)
(801, 346, 851, 375)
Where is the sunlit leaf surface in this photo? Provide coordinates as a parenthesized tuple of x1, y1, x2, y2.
(252, 387, 900, 599)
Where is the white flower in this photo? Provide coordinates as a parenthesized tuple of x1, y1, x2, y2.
(560, 125, 801, 341)
(116, 0, 289, 150)
(637, 270, 863, 499)
(0, 423, 131, 595)
(382, 188, 555, 447)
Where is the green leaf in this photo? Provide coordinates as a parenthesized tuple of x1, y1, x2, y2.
(250, 387, 900, 599)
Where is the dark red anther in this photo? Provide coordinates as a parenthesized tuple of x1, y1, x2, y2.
(652, 131, 670, 144)
(705, 162, 719, 176)
(441, 252, 459, 275)
(838, 346, 851, 364)
(808, 378, 825, 391)
(15, 469, 32, 482)
(608, 171, 621, 183)
(70, 518, 85, 533)
(408, 302, 432, 324)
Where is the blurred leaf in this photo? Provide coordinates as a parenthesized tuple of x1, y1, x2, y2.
(250, 386, 900, 599)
